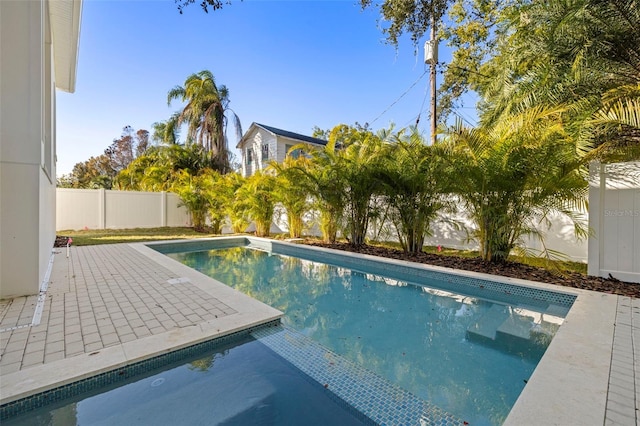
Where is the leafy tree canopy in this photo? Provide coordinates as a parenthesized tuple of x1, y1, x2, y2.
(175, 0, 232, 14)
(58, 126, 150, 189)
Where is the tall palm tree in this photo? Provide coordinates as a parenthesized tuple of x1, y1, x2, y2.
(167, 70, 242, 173)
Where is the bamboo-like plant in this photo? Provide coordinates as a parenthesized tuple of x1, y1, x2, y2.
(172, 169, 216, 232)
(221, 173, 249, 233)
(444, 107, 588, 263)
(330, 125, 386, 246)
(270, 155, 311, 238)
(203, 170, 227, 234)
(375, 127, 450, 254)
(235, 171, 277, 237)
(285, 141, 345, 243)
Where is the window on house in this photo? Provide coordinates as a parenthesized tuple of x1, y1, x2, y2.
(247, 148, 253, 164)
(261, 143, 269, 161)
(285, 144, 301, 159)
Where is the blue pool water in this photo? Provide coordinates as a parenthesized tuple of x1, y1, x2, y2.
(4, 332, 369, 426)
(168, 246, 567, 425)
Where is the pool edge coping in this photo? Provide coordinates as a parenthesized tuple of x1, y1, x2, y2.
(0, 240, 283, 406)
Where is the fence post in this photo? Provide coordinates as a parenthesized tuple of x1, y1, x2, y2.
(161, 191, 167, 227)
(98, 188, 106, 229)
(587, 162, 603, 277)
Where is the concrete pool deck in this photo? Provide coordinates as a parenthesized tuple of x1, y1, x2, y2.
(0, 240, 637, 425)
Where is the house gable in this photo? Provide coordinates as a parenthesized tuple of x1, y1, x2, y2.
(237, 123, 327, 177)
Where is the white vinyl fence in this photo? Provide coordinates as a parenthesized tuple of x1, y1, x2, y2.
(56, 189, 191, 230)
(56, 161, 640, 283)
(365, 202, 589, 263)
(588, 161, 640, 283)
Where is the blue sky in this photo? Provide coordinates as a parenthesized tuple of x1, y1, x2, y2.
(56, 0, 478, 176)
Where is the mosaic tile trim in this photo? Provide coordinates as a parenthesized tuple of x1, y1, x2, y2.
(271, 242, 577, 312)
(0, 320, 281, 421)
(252, 325, 466, 426)
(149, 236, 250, 255)
(155, 236, 576, 313)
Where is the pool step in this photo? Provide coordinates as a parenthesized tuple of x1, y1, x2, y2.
(466, 304, 510, 343)
(466, 305, 559, 359)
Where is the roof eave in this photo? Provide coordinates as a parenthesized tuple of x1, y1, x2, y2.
(236, 122, 258, 148)
(49, 0, 83, 93)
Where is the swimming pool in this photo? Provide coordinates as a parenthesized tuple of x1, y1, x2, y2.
(157, 238, 576, 425)
(3, 324, 371, 426)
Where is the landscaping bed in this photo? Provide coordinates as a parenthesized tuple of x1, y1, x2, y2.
(305, 240, 640, 298)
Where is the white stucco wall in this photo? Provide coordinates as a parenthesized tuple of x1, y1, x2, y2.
(1, 0, 52, 298)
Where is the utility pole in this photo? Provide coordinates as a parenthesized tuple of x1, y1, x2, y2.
(424, 17, 438, 145)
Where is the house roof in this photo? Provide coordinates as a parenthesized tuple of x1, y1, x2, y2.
(49, 0, 83, 93)
(237, 122, 327, 148)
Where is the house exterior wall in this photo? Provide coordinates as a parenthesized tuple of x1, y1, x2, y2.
(239, 127, 276, 177)
(0, 0, 53, 298)
(276, 136, 306, 164)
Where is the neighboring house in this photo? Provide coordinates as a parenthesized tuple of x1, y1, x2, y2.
(0, 0, 83, 298)
(237, 123, 327, 177)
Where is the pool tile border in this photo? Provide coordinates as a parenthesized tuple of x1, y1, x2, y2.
(253, 325, 465, 426)
(0, 320, 281, 421)
(271, 241, 577, 310)
(152, 236, 577, 311)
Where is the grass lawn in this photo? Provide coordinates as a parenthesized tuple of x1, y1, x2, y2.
(58, 227, 224, 246)
(58, 228, 587, 275)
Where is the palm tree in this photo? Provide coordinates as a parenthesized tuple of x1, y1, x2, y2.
(151, 115, 180, 145)
(287, 140, 345, 243)
(172, 169, 218, 232)
(443, 107, 588, 263)
(221, 173, 249, 233)
(330, 125, 386, 246)
(203, 170, 227, 234)
(479, 0, 640, 161)
(114, 144, 219, 191)
(270, 155, 311, 238)
(235, 171, 277, 237)
(167, 70, 242, 173)
(375, 126, 450, 254)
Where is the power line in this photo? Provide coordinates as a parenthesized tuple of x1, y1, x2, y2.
(371, 70, 428, 125)
(452, 109, 476, 127)
(415, 77, 430, 127)
(445, 63, 492, 80)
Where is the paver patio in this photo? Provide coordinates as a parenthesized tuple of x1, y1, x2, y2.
(0, 242, 637, 424)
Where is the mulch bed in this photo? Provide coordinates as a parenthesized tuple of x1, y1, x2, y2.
(54, 236, 72, 247)
(304, 240, 640, 298)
